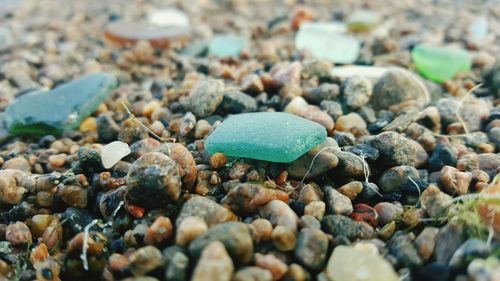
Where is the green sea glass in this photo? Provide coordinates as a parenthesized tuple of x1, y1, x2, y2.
(295, 22, 360, 64)
(205, 112, 327, 163)
(5, 73, 117, 137)
(411, 44, 471, 83)
(209, 35, 246, 58)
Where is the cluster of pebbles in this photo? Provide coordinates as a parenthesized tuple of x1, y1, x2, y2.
(0, 0, 499, 281)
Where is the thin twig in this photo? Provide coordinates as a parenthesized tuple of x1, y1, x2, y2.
(455, 83, 482, 136)
(80, 219, 99, 271)
(408, 176, 422, 207)
(299, 146, 340, 186)
(121, 102, 176, 143)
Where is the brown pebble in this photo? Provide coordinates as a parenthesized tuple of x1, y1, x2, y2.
(337, 181, 363, 201)
(0, 172, 27, 205)
(176, 216, 208, 246)
(2, 157, 31, 172)
(272, 225, 297, 251)
(48, 153, 67, 168)
(30, 243, 49, 265)
(222, 183, 289, 215)
(6, 221, 32, 245)
(297, 183, 324, 205)
(251, 218, 273, 242)
(42, 217, 62, 249)
(167, 143, 198, 190)
(34, 258, 61, 281)
(255, 253, 288, 281)
(304, 201, 326, 220)
(439, 166, 472, 195)
(414, 227, 439, 261)
(109, 253, 130, 272)
(191, 241, 234, 281)
(210, 152, 228, 169)
(142, 100, 161, 118)
(259, 200, 299, 231)
(68, 232, 106, 255)
(29, 214, 54, 238)
(128, 246, 162, 276)
(144, 216, 173, 246)
(194, 120, 212, 139)
(79, 117, 97, 132)
(291, 7, 314, 30)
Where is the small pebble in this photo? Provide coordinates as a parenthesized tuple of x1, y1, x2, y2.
(191, 241, 234, 281)
(255, 253, 288, 281)
(176, 216, 208, 246)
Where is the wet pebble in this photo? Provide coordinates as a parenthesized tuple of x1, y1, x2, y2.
(370, 131, 428, 168)
(387, 232, 423, 269)
(259, 200, 299, 231)
(378, 165, 421, 194)
(221, 183, 289, 215)
(287, 138, 339, 179)
(189, 222, 253, 265)
(191, 241, 234, 281)
(335, 112, 367, 134)
(439, 166, 471, 195)
(251, 218, 273, 242)
(164, 251, 190, 281)
(420, 184, 452, 217)
(449, 238, 490, 268)
(342, 76, 373, 108)
(129, 246, 162, 276)
(337, 181, 363, 201)
(6, 221, 32, 245)
(371, 69, 430, 110)
(324, 185, 353, 215)
(299, 215, 321, 229)
(2, 157, 30, 172)
(183, 79, 225, 118)
(126, 152, 181, 208)
(428, 144, 457, 171)
(414, 227, 439, 261)
(219, 91, 257, 114)
(144, 216, 173, 246)
(434, 221, 466, 263)
(321, 214, 373, 240)
(294, 228, 329, 270)
(96, 113, 120, 143)
(254, 253, 288, 281)
(233, 266, 273, 281)
(374, 202, 403, 225)
(175, 216, 207, 246)
(303, 201, 325, 220)
(176, 195, 236, 227)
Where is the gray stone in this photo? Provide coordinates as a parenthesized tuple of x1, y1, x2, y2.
(371, 69, 430, 110)
(219, 91, 257, 114)
(294, 228, 329, 271)
(184, 79, 225, 118)
(189, 222, 253, 265)
(342, 76, 373, 108)
(324, 185, 353, 215)
(176, 196, 236, 227)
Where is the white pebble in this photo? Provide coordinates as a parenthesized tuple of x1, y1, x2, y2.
(330, 65, 389, 80)
(100, 141, 131, 169)
(148, 8, 190, 28)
